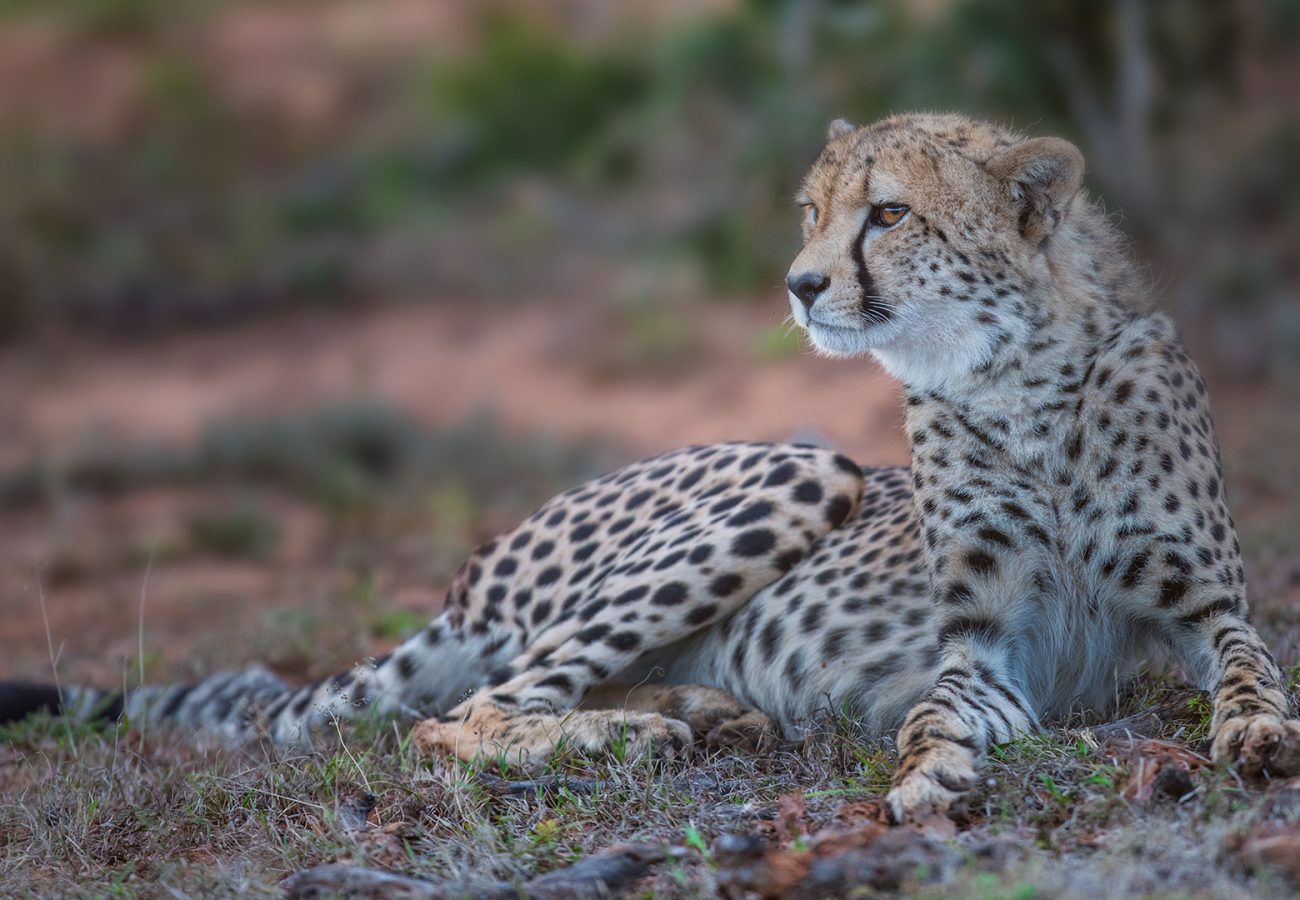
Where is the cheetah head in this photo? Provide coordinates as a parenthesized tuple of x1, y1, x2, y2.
(787, 113, 1085, 391)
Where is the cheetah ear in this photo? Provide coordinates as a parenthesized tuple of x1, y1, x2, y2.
(987, 137, 1085, 246)
(826, 118, 856, 141)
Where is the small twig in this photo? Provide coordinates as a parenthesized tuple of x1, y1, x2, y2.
(472, 771, 609, 797)
(282, 843, 677, 900)
(333, 717, 373, 795)
(137, 542, 156, 745)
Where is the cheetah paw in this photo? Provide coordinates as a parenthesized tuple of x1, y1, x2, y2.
(1210, 714, 1300, 778)
(886, 747, 977, 823)
(411, 704, 691, 773)
(705, 711, 778, 754)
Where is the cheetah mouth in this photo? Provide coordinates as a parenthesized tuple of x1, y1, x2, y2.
(807, 318, 879, 336)
(803, 318, 890, 358)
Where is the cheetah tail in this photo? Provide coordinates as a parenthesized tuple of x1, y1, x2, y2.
(0, 612, 516, 745)
(0, 680, 123, 728)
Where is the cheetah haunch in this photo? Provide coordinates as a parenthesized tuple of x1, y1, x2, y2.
(5, 114, 1297, 822)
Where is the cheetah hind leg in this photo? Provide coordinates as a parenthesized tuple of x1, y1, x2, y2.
(413, 442, 864, 772)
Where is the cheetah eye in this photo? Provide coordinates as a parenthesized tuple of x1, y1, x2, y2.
(870, 203, 910, 228)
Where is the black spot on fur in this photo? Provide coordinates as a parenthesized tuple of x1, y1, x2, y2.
(576, 624, 612, 644)
(965, 549, 998, 576)
(652, 582, 689, 606)
(763, 462, 799, 487)
(728, 501, 774, 527)
(538, 673, 574, 693)
(605, 631, 641, 652)
(793, 480, 824, 504)
(677, 466, 707, 491)
(571, 523, 598, 542)
(1158, 579, 1190, 608)
(775, 548, 804, 572)
(732, 529, 777, 557)
(760, 619, 784, 663)
(833, 454, 862, 477)
(710, 573, 743, 597)
(614, 585, 649, 606)
(685, 604, 719, 626)
(940, 615, 1005, 644)
(825, 495, 853, 527)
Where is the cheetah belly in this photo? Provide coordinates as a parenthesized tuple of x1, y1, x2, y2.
(627, 485, 1162, 740)
(623, 468, 939, 739)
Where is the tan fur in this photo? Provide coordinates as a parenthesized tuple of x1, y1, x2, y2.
(786, 113, 1298, 820)
(64, 116, 1297, 826)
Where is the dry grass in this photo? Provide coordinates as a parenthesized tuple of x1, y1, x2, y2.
(3, 670, 1300, 897)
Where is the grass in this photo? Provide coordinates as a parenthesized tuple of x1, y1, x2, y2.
(3, 677, 1300, 897)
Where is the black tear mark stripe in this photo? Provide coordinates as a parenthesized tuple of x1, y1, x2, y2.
(851, 213, 892, 322)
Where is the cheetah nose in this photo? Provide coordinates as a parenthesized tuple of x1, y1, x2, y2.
(787, 272, 830, 309)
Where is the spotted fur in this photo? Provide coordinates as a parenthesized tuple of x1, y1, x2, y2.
(786, 113, 1299, 819)
(4, 114, 1296, 823)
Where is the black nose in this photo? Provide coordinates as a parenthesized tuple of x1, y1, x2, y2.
(787, 272, 830, 309)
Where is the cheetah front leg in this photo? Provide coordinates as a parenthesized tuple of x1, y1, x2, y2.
(884, 502, 1048, 822)
(886, 637, 1036, 821)
(1132, 496, 1300, 777)
(1178, 607, 1300, 778)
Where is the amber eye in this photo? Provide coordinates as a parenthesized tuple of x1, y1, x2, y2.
(870, 203, 909, 227)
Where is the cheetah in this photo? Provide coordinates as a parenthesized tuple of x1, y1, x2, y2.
(4, 113, 1298, 823)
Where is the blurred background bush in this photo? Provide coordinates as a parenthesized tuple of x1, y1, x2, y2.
(0, 0, 1295, 366)
(0, 0, 1297, 683)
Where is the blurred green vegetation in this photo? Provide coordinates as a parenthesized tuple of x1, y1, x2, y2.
(0, 0, 215, 34)
(0, 400, 612, 628)
(0, 400, 609, 520)
(0, 0, 1296, 377)
(187, 500, 282, 561)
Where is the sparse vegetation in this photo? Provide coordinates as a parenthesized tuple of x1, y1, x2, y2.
(187, 501, 281, 561)
(0, 401, 609, 517)
(4, 680, 1300, 897)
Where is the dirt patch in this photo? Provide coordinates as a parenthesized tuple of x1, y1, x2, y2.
(0, 300, 907, 465)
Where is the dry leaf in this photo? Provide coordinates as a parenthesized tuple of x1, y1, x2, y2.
(774, 791, 807, 841)
(1226, 823, 1300, 883)
(1120, 739, 1208, 803)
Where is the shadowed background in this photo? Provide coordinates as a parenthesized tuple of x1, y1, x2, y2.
(0, 0, 1296, 689)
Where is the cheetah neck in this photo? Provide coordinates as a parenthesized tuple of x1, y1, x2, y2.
(900, 224, 1148, 469)
(878, 199, 1145, 407)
